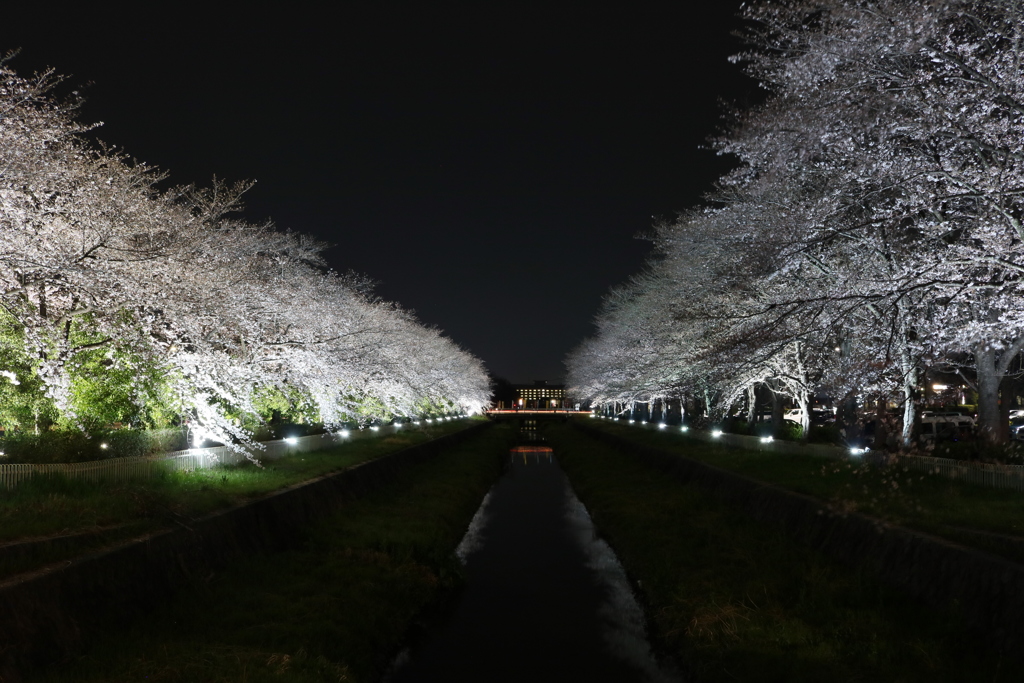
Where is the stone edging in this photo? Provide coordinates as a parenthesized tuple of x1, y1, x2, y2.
(0, 421, 491, 682)
(575, 421, 1024, 653)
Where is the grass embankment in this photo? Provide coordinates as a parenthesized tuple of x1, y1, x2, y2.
(584, 419, 1024, 563)
(31, 421, 511, 683)
(0, 420, 479, 574)
(546, 422, 1008, 682)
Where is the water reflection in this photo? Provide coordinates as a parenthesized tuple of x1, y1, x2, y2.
(386, 430, 681, 682)
(510, 445, 554, 465)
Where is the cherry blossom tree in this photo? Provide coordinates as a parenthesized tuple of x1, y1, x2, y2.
(0, 58, 490, 447)
(570, 0, 1024, 448)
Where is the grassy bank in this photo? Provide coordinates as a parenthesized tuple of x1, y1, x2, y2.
(0, 420, 479, 572)
(31, 421, 511, 683)
(546, 422, 1008, 682)
(583, 419, 1024, 563)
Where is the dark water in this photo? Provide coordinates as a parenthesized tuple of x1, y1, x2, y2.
(386, 445, 680, 683)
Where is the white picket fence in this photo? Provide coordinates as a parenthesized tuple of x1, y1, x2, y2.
(0, 419, 464, 490)
(888, 453, 1024, 493)
(603, 416, 1024, 493)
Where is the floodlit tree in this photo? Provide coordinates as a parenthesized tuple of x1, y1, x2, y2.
(0, 58, 490, 447)
(570, 0, 1024, 447)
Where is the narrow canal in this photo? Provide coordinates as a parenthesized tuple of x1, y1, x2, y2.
(386, 422, 680, 682)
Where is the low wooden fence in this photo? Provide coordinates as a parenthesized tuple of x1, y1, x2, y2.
(604, 416, 1024, 493)
(0, 420, 462, 490)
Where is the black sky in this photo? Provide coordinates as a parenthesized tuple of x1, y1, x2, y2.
(3, 4, 758, 384)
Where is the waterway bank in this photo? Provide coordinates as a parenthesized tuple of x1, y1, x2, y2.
(28, 423, 511, 683)
(386, 443, 678, 682)
(545, 421, 1008, 682)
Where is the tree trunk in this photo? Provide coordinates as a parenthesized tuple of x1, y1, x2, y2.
(770, 381, 784, 438)
(975, 344, 1003, 445)
(874, 399, 888, 451)
(900, 355, 918, 448)
(746, 384, 757, 430)
(999, 378, 1012, 442)
(797, 390, 811, 441)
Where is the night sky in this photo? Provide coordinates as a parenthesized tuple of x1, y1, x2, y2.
(3, 5, 757, 384)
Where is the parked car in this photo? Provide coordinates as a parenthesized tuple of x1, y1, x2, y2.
(920, 413, 975, 442)
(783, 408, 835, 425)
(1010, 417, 1024, 440)
(921, 411, 976, 426)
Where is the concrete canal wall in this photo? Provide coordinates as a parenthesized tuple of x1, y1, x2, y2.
(0, 422, 491, 682)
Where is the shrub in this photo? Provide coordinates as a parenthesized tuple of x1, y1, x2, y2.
(808, 424, 842, 444)
(775, 422, 803, 441)
(721, 417, 750, 435)
(0, 427, 187, 464)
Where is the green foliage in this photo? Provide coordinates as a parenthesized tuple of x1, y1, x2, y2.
(776, 421, 803, 441)
(353, 393, 391, 423)
(0, 311, 58, 433)
(252, 385, 320, 425)
(64, 348, 167, 431)
(412, 395, 456, 419)
(0, 427, 185, 464)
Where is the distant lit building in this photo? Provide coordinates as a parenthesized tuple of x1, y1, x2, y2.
(514, 380, 566, 409)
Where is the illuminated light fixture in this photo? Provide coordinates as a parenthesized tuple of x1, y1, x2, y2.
(629, 420, 635, 424)
(760, 436, 774, 443)
(849, 447, 869, 456)
(711, 430, 723, 438)
(338, 429, 351, 438)
(370, 426, 380, 431)
(932, 384, 949, 391)
(590, 413, 597, 418)
(658, 423, 667, 429)
(680, 426, 689, 432)
(394, 423, 402, 429)
(100, 442, 109, 450)
(412, 421, 420, 425)
(285, 437, 299, 445)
